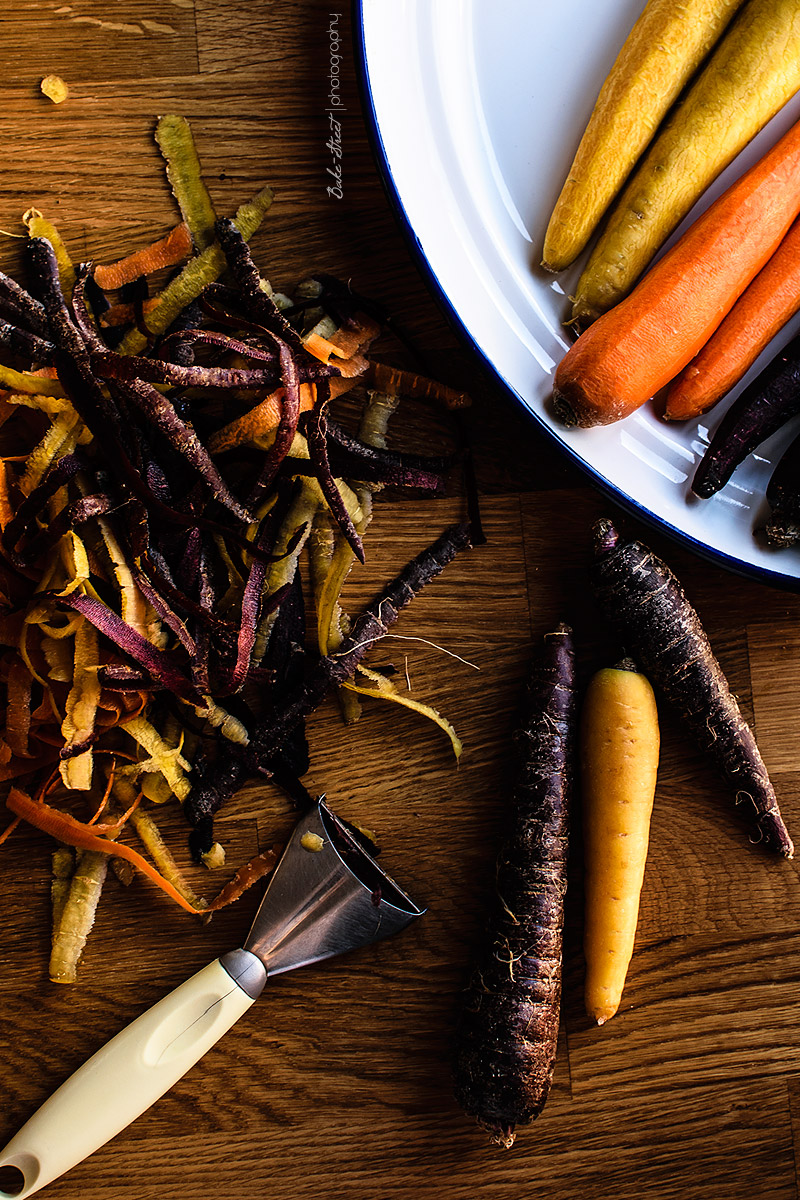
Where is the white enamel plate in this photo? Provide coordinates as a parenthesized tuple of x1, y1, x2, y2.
(354, 0, 800, 590)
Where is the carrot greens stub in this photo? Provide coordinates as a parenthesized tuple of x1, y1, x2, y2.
(452, 624, 576, 1148)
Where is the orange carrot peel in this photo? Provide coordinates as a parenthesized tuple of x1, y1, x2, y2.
(6, 786, 277, 915)
(93, 223, 193, 291)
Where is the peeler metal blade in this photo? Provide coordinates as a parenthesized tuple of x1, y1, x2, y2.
(241, 798, 425, 976)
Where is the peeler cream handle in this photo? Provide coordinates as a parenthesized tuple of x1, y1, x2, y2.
(0, 952, 266, 1199)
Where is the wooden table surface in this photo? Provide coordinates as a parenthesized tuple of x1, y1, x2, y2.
(2, 3, 800, 1198)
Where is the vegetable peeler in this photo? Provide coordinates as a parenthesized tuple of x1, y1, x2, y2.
(0, 799, 424, 1199)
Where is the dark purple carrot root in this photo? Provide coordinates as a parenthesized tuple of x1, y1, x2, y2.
(692, 334, 800, 500)
(452, 624, 576, 1148)
(589, 518, 793, 858)
(763, 428, 800, 548)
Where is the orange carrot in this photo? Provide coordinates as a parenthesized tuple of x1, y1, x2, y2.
(665, 215, 800, 420)
(94, 222, 193, 291)
(552, 116, 800, 428)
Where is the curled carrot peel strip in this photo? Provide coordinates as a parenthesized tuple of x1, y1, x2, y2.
(364, 362, 470, 410)
(93, 223, 193, 291)
(155, 114, 218, 252)
(6, 787, 277, 916)
(6, 785, 202, 914)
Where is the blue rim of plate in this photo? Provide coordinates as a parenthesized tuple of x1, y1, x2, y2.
(350, 0, 800, 595)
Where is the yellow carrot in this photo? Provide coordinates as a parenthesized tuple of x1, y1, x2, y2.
(572, 0, 800, 326)
(542, 0, 744, 272)
(581, 659, 660, 1026)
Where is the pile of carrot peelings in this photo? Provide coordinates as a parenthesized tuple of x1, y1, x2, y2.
(0, 115, 474, 982)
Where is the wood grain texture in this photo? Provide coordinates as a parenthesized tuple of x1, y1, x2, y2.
(0, 3, 799, 1199)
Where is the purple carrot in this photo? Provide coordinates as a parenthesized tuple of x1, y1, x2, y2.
(453, 624, 576, 1148)
(589, 518, 793, 857)
(763, 428, 800, 547)
(692, 333, 800, 499)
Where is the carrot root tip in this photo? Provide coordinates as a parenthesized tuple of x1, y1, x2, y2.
(551, 389, 578, 427)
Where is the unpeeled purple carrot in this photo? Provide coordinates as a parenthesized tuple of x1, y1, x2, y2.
(453, 624, 576, 1148)
(692, 333, 800, 498)
(589, 518, 793, 857)
(763, 428, 800, 547)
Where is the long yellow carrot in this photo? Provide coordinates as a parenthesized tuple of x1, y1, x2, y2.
(542, 0, 743, 273)
(571, 0, 800, 327)
(581, 659, 660, 1026)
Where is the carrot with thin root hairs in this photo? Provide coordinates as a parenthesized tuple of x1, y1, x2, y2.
(581, 659, 660, 1025)
(93, 223, 193, 291)
(666, 215, 800, 420)
(453, 625, 576, 1148)
(553, 115, 800, 428)
(589, 520, 793, 857)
